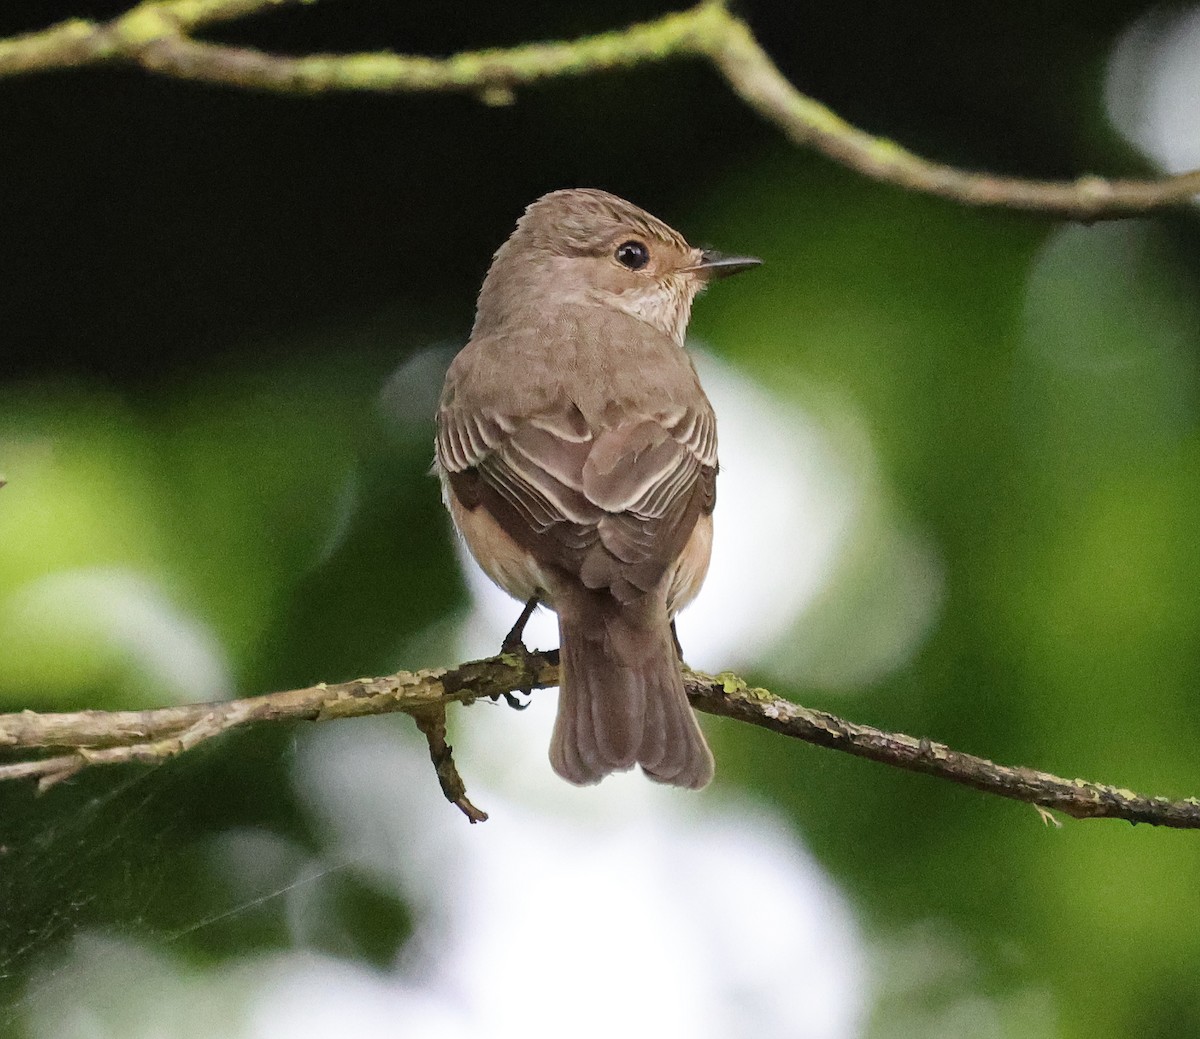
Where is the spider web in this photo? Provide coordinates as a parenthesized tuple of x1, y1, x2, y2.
(0, 723, 409, 1038)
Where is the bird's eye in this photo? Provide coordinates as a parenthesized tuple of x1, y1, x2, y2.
(615, 240, 650, 270)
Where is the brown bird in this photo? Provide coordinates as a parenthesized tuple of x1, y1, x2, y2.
(435, 188, 759, 788)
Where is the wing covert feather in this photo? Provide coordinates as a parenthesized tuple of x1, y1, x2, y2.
(436, 347, 717, 598)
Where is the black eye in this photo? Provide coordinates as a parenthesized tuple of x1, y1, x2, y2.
(615, 240, 650, 270)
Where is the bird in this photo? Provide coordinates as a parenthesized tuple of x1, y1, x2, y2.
(435, 188, 759, 788)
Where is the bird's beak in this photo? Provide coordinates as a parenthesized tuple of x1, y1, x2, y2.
(688, 249, 763, 280)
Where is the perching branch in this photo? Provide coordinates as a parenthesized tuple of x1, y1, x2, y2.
(2, 649, 1197, 828)
(1, 0, 1197, 218)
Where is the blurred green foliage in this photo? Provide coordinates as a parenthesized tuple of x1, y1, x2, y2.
(3, 1, 1200, 1037)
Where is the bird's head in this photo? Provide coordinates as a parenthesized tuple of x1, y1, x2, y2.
(475, 188, 760, 345)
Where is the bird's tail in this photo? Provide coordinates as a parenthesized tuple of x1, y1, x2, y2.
(549, 588, 713, 789)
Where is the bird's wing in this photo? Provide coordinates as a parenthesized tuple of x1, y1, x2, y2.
(437, 394, 716, 603)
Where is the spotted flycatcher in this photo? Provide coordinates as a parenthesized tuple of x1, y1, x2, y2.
(435, 188, 759, 788)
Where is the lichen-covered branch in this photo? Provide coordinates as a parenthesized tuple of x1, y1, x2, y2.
(702, 14, 1200, 217)
(686, 673, 1200, 828)
(1, 649, 1197, 828)
(1, 0, 1197, 218)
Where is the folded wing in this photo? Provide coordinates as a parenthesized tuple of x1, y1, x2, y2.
(437, 394, 716, 604)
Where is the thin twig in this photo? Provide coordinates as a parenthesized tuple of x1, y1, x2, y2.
(412, 704, 488, 823)
(685, 671, 1200, 828)
(0, 0, 1196, 217)
(702, 13, 1200, 217)
(2, 650, 1197, 829)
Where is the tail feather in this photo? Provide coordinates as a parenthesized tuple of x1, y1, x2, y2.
(549, 589, 713, 789)
(551, 671, 587, 781)
(637, 658, 692, 784)
(638, 669, 668, 774)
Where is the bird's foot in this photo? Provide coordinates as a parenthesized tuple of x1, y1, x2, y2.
(498, 690, 532, 711)
(492, 596, 542, 710)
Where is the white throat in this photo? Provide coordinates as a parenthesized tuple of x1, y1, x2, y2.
(598, 275, 696, 346)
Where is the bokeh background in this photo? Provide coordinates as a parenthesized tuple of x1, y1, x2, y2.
(3, 1, 1200, 1036)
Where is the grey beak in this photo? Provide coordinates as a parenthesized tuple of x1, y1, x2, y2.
(691, 249, 763, 279)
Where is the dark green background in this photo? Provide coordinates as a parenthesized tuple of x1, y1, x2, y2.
(2, 1, 1199, 1036)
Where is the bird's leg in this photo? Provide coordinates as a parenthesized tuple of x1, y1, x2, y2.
(501, 595, 540, 655)
(495, 595, 541, 711)
(670, 619, 684, 662)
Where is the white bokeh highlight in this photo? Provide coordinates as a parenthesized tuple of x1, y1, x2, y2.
(0, 566, 233, 703)
(1107, 5, 1200, 175)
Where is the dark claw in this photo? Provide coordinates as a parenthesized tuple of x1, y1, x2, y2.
(501, 690, 531, 711)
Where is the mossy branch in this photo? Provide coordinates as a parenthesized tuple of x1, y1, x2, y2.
(1, 648, 1197, 828)
(1, 0, 1197, 218)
